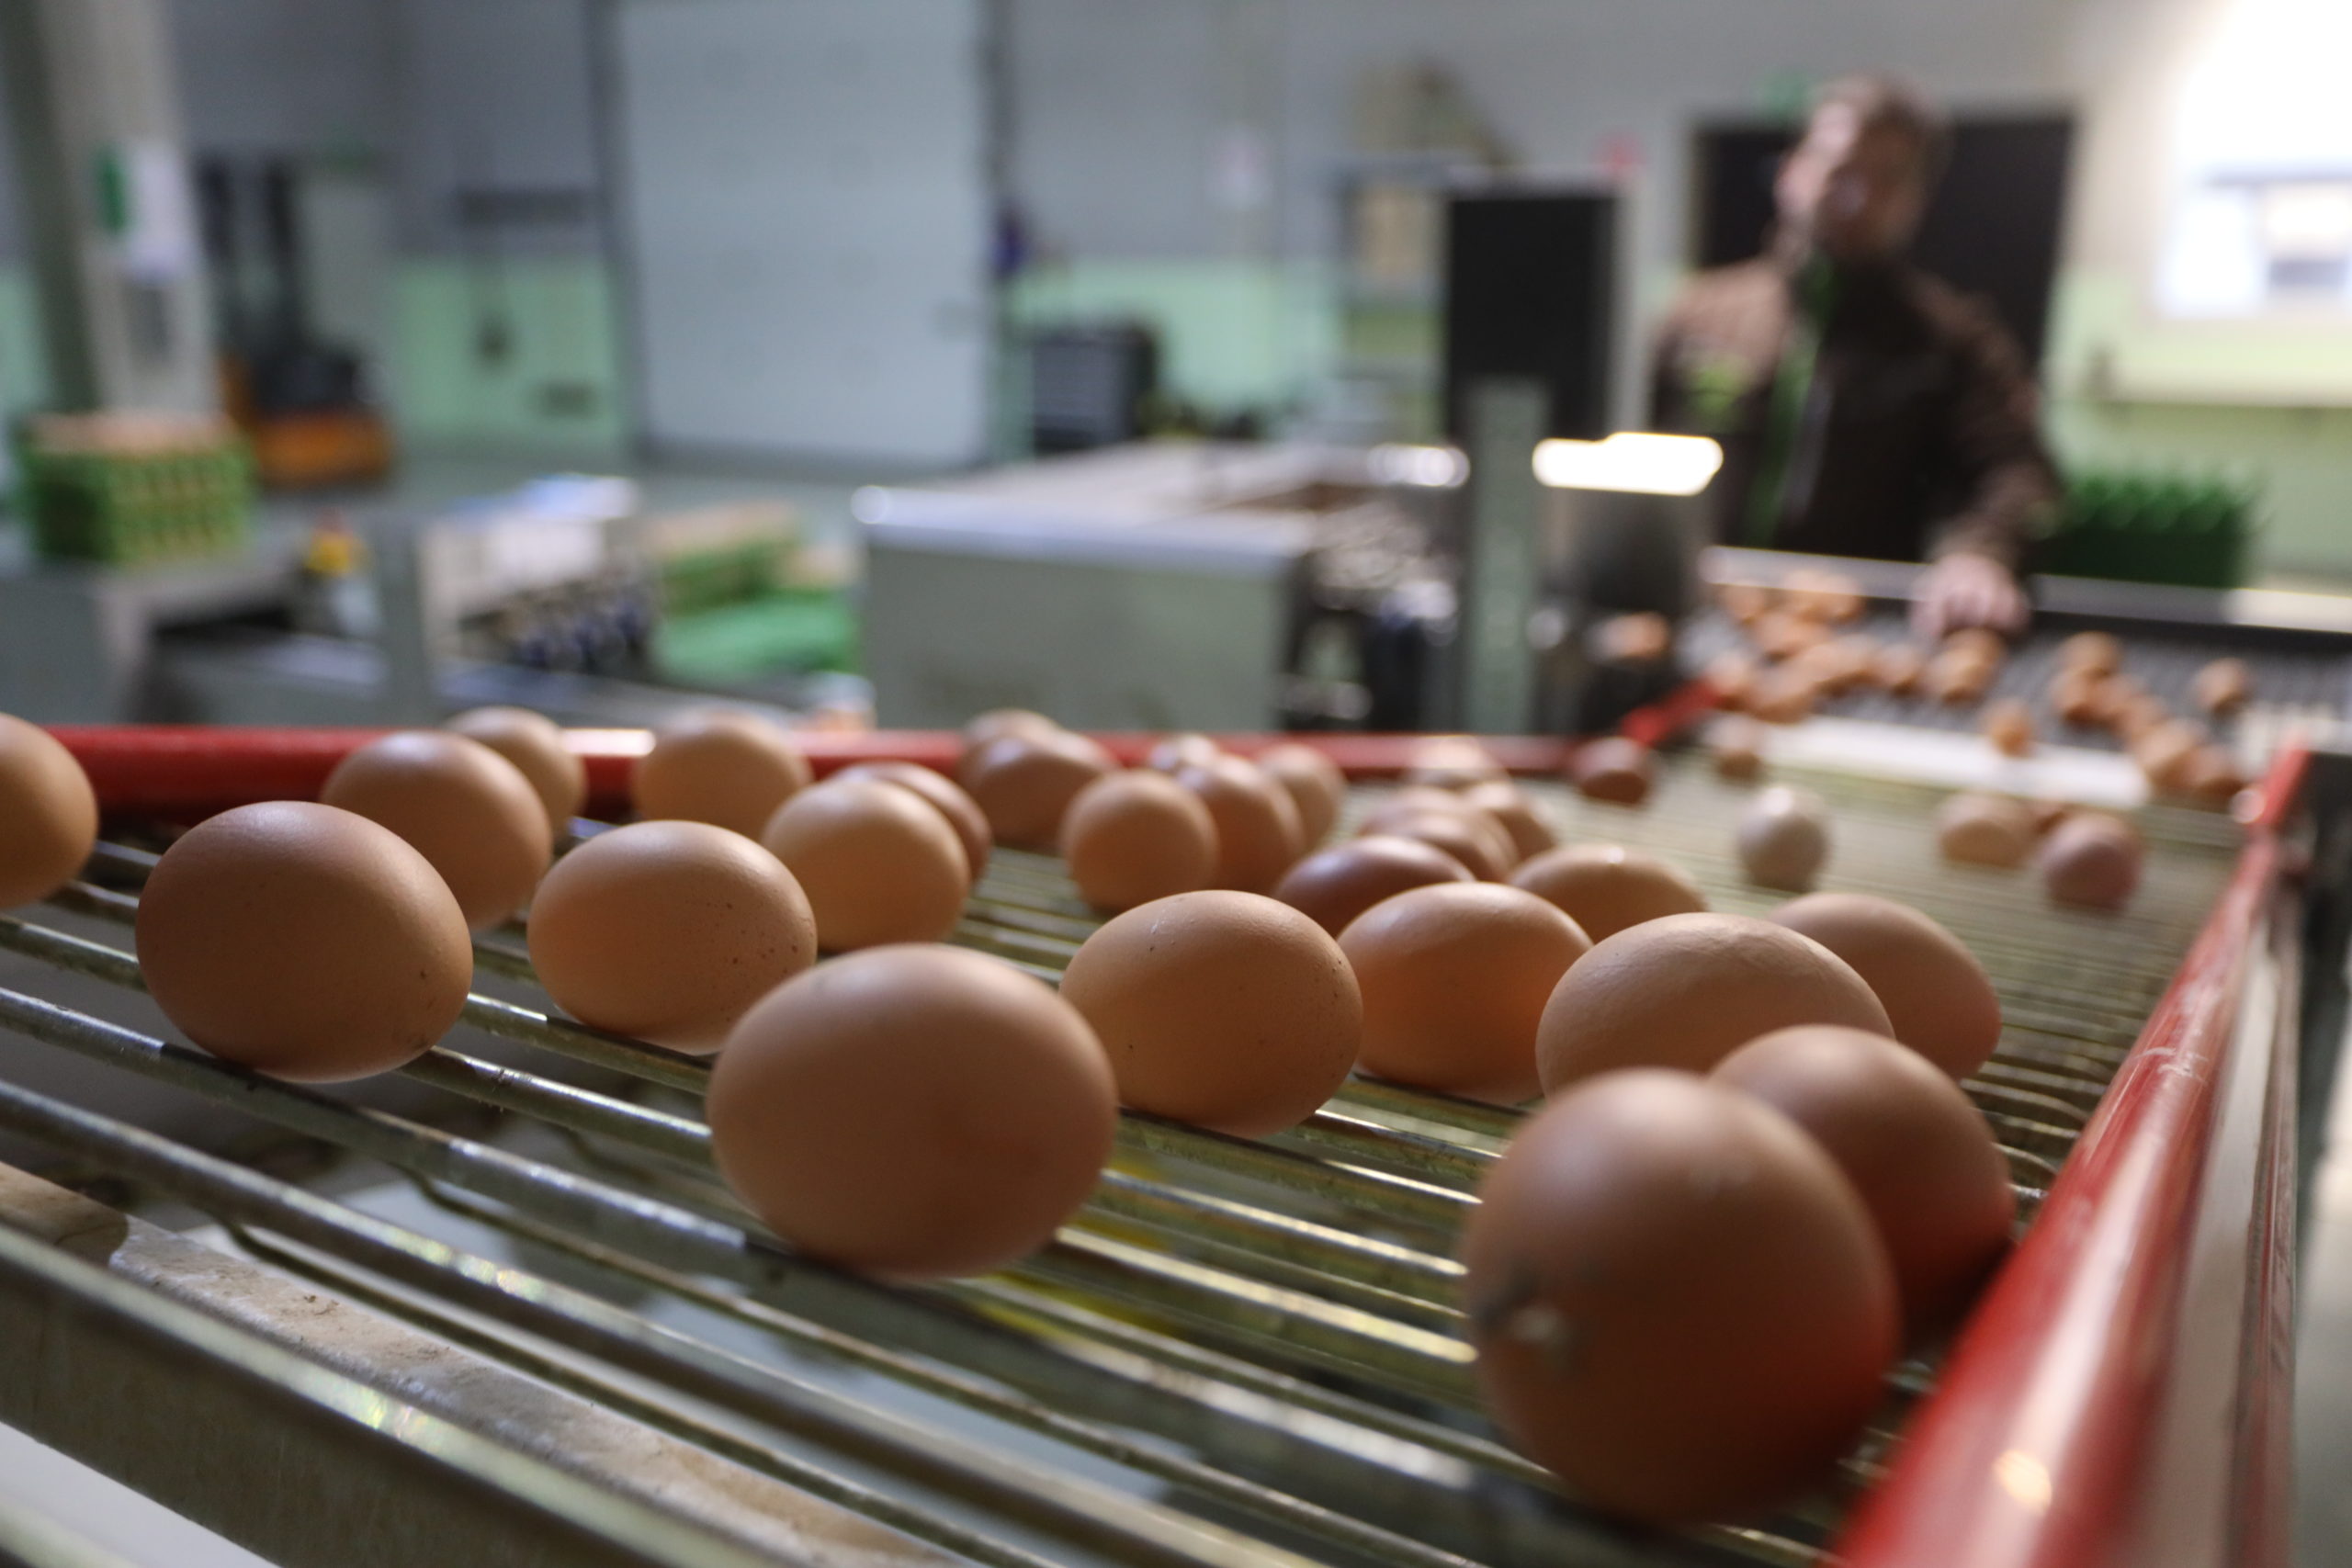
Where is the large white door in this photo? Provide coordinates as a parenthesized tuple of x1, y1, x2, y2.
(614, 0, 989, 468)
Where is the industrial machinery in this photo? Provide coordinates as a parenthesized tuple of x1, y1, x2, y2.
(0, 705, 2333, 1567)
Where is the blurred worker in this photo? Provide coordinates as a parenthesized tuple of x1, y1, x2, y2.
(1651, 75, 2058, 637)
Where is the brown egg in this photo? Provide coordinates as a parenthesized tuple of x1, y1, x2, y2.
(2132, 719, 2208, 794)
(1594, 612, 1672, 664)
(1714, 1027, 2014, 1331)
(1403, 735, 1506, 788)
(2110, 691, 2171, 743)
(2040, 813, 2143, 910)
(1737, 785, 1830, 892)
(1059, 890, 1360, 1136)
(445, 705, 584, 836)
(1571, 739, 1654, 807)
(2029, 800, 2074, 837)
(1767, 893, 2001, 1077)
(1272, 835, 1475, 936)
(1510, 843, 1706, 943)
(962, 708, 1062, 751)
(1982, 698, 2035, 757)
(1256, 742, 1347, 846)
(1145, 732, 1225, 774)
(135, 802, 470, 1082)
(1361, 784, 1495, 835)
(635, 709, 811, 839)
(1460, 779, 1557, 863)
(1936, 792, 2037, 868)
(1705, 650, 1758, 712)
(2058, 630, 2122, 678)
(1782, 568, 1865, 623)
(833, 761, 991, 878)
(0, 714, 98, 908)
(2192, 657, 2251, 717)
(1749, 668, 1819, 726)
(963, 730, 1116, 850)
(1941, 626, 2007, 667)
(1875, 642, 1928, 697)
(1060, 770, 1217, 913)
(321, 730, 551, 930)
(1463, 1069, 1896, 1522)
(1710, 717, 1767, 781)
(1750, 610, 1825, 661)
(1535, 913, 1890, 1092)
(1175, 753, 1306, 892)
(527, 819, 816, 1053)
(1790, 637, 1870, 696)
(1718, 581, 1772, 625)
(761, 778, 970, 950)
(2051, 667, 2109, 728)
(2182, 747, 2248, 808)
(1923, 649, 1994, 706)
(708, 946, 1116, 1280)
(1375, 810, 1511, 882)
(1342, 883, 1590, 1105)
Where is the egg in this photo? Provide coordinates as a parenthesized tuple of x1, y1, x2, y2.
(833, 761, 991, 878)
(1059, 890, 1360, 1137)
(1462, 1069, 1897, 1522)
(962, 708, 1062, 751)
(707, 945, 1116, 1280)
(445, 705, 584, 837)
(1714, 1027, 2014, 1332)
(1359, 786, 1507, 849)
(1594, 611, 1672, 664)
(963, 729, 1116, 850)
(1942, 626, 2007, 667)
(2132, 719, 2207, 794)
(1173, 753, 1305, 892)
(1923, 649, 1993, 706)
(2110, 691, 2171, 743)
(2051, 668, 2109, 727)
(2058, 630, 2122, 678)
(1059, 770, 1217, 913)
(134, 801, 470, 1081)
(1256, 742, 1346, 846)
(2192, 657, 2251, 717)
(1535, 913, 1890, 1092)
(1936, 792, 2036, 868)
(1705, 650, 1757, 712)
(1710, 717, 1767, 782)
(1980, 699, 2034, 758)
(1750, 610, 1824, 660)
(1145, 732, 1225, 774)
(1749, 669, 1818, 726)
(1782, 568, 1865, 623)
(1767, 893, 2001, 1077)
(2040, 813, 2143, 910)
(527, 819, 816, 1053)
(1371, 809, 1510, 882)
(0, 714, 98, 908)
(1272, 835, 1475, 936)
(761, 778, 970, 949)
(1402, 735, 1506, 789)
(2183, 747, 2247, 807)
(1875, 643, 1927, 696)
(1510, 843, 1707, 942)
(1718, 581, 1771, 625)
(1736, 786, 1830, 892)
(1341, 883, 1590, 1104)
(634, 709, 811, 839)
(1570, 739, 1654, 807)
(1459, 780, 1557, 863)
(320, 730, 551, 930)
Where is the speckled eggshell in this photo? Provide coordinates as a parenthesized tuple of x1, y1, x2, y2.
(1059, 890, 1361, 1137)
(0, 713, 97, 909)
(1535, 912, 1891, 1092)
(1715, 1026, 2015, 1332)
(1463, 1069, 1897, 1522)
(1272, 835, 1475, 936)
(833, 761, 991, 878)
(1255, 743, 1347, 847)
(761, 778, 971, 950)
(1174, 753, 1305, 893)
(1510, 843, 1707, 943)
(1767, 893, 2001, 1077)
(963, 730, 1116, 850)
(1059, 770, 1218, 913)
(1341, 883, 1591, 1104)
(446, 705, 585, 837)
(135, 801, 471, 1082)
(633, 710, 811, 840)
(321, 730, 552, 930)
(527, 819, 816, 1053)
(708, 945, 1117, 1280)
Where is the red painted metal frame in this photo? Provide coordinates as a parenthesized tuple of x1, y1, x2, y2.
(1835, 744, 2308, 1568)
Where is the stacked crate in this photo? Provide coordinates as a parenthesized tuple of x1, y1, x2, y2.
(17, 412, 254, 567)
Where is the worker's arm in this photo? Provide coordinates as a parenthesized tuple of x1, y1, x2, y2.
(1912, 297, 2063, 639)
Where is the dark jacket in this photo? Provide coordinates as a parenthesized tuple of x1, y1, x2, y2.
(1648, 254, 2059, 570)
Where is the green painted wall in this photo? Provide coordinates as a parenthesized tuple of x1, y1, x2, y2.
(0, 269, 53, 422)
(388, 257, 628, 457)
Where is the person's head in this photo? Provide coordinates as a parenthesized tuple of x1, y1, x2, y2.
(1775, 75, 1949, 265)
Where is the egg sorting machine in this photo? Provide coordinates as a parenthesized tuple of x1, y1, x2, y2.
(0, 717, 2340, 1568)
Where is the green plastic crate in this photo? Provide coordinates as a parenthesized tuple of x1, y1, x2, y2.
(2036, 468, 2258, 591)
(17, 437, 254, 567)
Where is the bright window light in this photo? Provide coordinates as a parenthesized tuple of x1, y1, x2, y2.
(1532, 433, 1724, 495)
(1368, 443, 1470, 489)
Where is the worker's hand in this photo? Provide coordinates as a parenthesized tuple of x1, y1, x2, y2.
(1913, 553, 2028, 641)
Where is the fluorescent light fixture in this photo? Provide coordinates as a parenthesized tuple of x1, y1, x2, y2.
(1368, 443, 1470, 489)
(1532, 433, 1724, 495)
